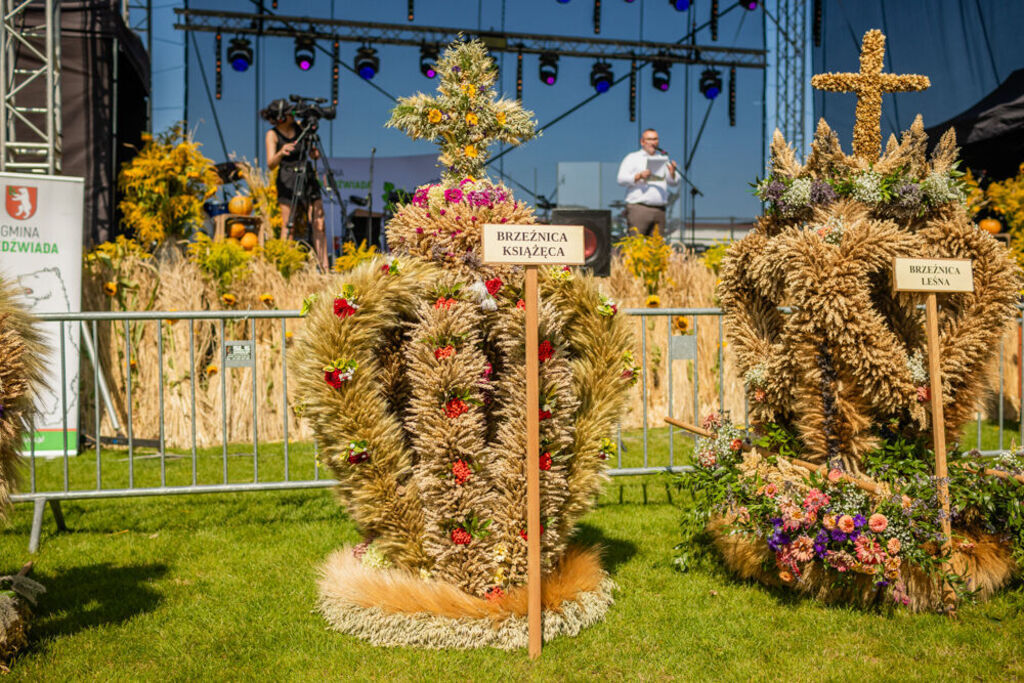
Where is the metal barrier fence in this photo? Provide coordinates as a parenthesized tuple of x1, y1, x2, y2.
(10, 307, 1024, 551)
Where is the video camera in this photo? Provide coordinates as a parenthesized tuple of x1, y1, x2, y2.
(288, 94, 336, 121)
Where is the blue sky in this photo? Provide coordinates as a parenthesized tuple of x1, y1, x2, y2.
(144, 0, 770, 222)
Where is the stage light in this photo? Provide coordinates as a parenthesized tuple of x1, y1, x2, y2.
(739, 0, 758, 9)
(227, 37, 253, 72)
(294, 36, 315, 71)
(669, 0, 692, 10)
(699, 68, 722, 99)
(539, 53, 559, 85)
(651, 59, 671, 92)
(556, 0, 571, 3)
(728, 65, 736, 126)
(355, 46, 379, 80)
(590, 61, 613, 93)
(419, 45, 438, 78)
(215, 33, 222, 99)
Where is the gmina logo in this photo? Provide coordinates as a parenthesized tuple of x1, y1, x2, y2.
(6, 185, 37, 220)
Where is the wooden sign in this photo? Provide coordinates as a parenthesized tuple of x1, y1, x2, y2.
(481, 224, 585, 266)
(893, 256, 974, 612)
(893, 257, 974, 293)
(482, 222, 583, 658)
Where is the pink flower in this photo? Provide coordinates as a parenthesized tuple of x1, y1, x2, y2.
(791, 535, 815, 562)
(735, 506, 750, 524)
(762, 483, 777, 498)
(887, 537, 901, 555)
(803, 489, 830, 514)
(754, 388, 767, 403)
(868, 513, 888, 533)
(837, 515, 856, 533)
(854, 536, 885, 565)
(827, 469, 843, 483)
(444, 187, 463, 203)
(822, 513, 837, 530)
(916, 385, 930, 403)
(697, 451, 717, 468)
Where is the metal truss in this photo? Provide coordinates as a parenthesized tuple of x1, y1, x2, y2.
(173, 8, 767, 69)
(769, 0, 808, 152)
(0, 0, 61, 174)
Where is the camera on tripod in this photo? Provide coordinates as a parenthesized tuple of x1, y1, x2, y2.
(288, 94, 336, 122)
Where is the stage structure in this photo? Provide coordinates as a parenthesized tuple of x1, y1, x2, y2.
(0, 0, 149, 246)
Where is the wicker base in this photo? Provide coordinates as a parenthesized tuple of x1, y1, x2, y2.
(317, 545, 615, 649)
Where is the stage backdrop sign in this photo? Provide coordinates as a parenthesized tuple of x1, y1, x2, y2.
(322, 154, 440, 247)
(0, 172, 84, 457)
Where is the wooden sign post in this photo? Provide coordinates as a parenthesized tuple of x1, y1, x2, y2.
(482, 223, 585, 659)
(893, 256, 974, 611)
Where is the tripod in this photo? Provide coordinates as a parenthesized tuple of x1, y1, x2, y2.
(282, 116, 346, 262)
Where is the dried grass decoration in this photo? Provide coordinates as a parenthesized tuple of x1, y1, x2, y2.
(294, 39, 633, 647)
(0, 275, 45, 520)
(705, 30, 1022, 611)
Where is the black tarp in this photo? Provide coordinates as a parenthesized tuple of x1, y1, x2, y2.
(925, 69, 1024, 180)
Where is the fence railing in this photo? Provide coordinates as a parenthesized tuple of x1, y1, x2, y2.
(10, 307, 1024, 551)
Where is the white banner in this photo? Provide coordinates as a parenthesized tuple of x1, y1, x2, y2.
(0, 173, 84, 457)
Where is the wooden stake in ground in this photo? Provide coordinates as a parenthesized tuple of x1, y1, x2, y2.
(893, 256, 975, 613)
(482, 223, 584, 659)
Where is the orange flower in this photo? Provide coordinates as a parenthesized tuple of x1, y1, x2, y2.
(777, 569, 794, 583)
(103, 281, 117, 296)
(464, 144, 478, 158)
(206, 364, 218, 376)
(221, 293, 237, 306)
(427, 108, 442, 123)
(465, 112, 479, 126)
(837, 515, 856, 533)
(868, 513, 888, 533)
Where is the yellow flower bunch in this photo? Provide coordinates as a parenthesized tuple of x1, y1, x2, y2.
(615, 228, 673, 296)
(117, 124, 220, 244)
(332, 239, 378, 272)
(464, 145, 478, 158)
(427, 108, 442, 124)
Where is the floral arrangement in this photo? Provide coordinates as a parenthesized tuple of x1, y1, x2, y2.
(117, 124, 221, 245)
(678, 414, 1024, 610)
(754, 164, 965, 218)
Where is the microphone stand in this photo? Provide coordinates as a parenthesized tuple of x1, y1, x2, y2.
(657, 147, 703, 248)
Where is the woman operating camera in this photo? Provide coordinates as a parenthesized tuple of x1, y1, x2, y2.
(261, 98, 327, 270)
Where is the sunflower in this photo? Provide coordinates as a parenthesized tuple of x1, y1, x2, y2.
(465, 112, 479, 126)
(259, 293, 275, 306)
(221, 293, 237, 306)
(206, 364, 218, 376)
(645, 294, 660, 308)
(103, 281, 117, 296)
(464, 144, 478, 158)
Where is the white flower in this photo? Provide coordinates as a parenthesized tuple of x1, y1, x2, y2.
(466, 280, 497, 310)
(906, 349, 928, 385)
(852, 172, 883, 203)
(481, 297, 497, 311)
(921, 171, 965, 204)
(782, 177, 812, 207)
(360, 544, 393, 569)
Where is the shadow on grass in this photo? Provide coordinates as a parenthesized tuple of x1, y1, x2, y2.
(32, 563, 168, 641)
(571, 522, 637, 575)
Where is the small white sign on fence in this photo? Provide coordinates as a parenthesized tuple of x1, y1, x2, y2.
(224, 340, 254, 368)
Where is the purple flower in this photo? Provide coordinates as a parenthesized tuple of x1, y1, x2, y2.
(444, 188, 463, 203)
(875, 579, 890, 588)
(895, 182, 923, 208)
(770, 517, 783, 529)
(810, 180, 837, 204)
(767, 530, 791, 551)
(853, 514, 867, 529)
(830, 529, 847, 543)
(765, 179, 786, 202)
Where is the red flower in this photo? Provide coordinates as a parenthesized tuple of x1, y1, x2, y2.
(516, 299, 525, 309)
(434, 297, 457, 310)
(519, 524, 545, 540)
(324, 369, 345, 389)
(333, 297, 357, 318)
(485, 277, 503, 296)
(445, 398, 470, 419)
(481, 362, 493, 379)
(380, 263, 390, 273)
(754, 388, 767, 403)
(539, 452, 552, 471)
(452, 459, 472, 484)
(539, 408, 552, 421)
(730, 438, 743, 452)
(916, 385, 930, 403)
(435, 345, 455, 360)
(347, 451, 369, 464)
(485, 586, 505, 602)
(538, 340, 553, 363)
(621, 369, 634, 381)
(451, 527, 472, 545)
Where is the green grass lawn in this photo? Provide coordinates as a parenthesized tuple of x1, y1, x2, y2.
(1, 424, 1022, 680)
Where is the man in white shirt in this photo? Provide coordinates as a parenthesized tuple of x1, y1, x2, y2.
(616, 128, 680, 236)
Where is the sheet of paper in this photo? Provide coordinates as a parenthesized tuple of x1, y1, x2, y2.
(646, 155, 668, 181)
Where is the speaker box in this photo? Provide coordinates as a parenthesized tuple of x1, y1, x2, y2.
(550, 208, 612, 277)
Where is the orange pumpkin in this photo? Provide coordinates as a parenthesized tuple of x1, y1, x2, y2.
(240, 232, 259, 251)
(228, 195, 253, 216)
(979, 218, 1001, 235)
(228, 220, 247, 239)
